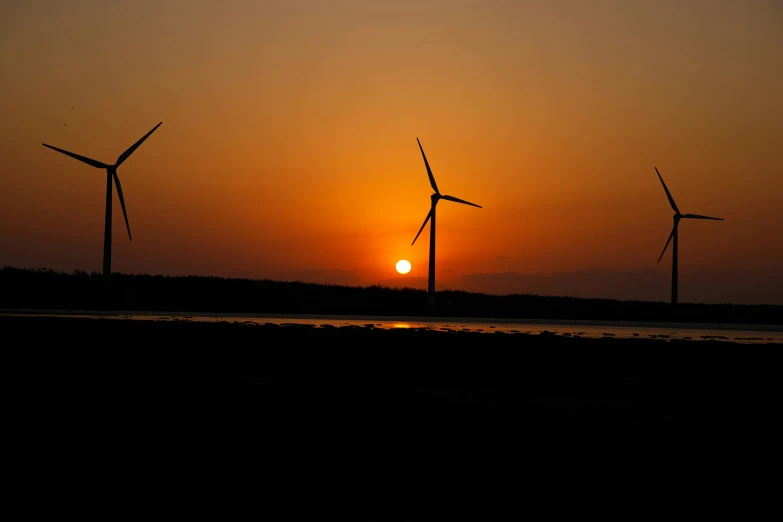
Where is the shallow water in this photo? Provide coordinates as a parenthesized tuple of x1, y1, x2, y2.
(3, 309, 782, 344)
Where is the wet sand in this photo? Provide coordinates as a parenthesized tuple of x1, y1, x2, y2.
(7, 315, 782, 518)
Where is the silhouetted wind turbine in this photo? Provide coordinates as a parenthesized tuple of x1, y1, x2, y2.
(42, 122, 163, 282)
(655, 167, 723, 305)
(411, 138, 481, 300)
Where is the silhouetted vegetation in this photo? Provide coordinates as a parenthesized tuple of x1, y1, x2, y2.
(1, 266, 781, 324)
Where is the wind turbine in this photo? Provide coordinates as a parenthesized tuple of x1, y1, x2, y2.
(655, 167, 723, 305)
(42, 122, 163, 282)
(411, 138, 481, 299)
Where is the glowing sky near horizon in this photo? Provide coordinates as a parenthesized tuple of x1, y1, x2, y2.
(0, 0, 781, 303)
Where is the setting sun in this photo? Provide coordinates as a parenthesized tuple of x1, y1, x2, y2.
(396, 260, 411, 275)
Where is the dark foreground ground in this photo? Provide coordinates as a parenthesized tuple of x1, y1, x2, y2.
(6, 315, 783, 519)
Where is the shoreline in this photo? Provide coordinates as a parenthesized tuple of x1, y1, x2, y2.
(3, 307, 783, 334)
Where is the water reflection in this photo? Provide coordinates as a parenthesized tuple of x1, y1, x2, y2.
(2, 310, 782, 344)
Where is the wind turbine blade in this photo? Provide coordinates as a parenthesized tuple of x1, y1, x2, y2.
(42, 144, 108, 169)
(416, 137, 439, 194)
(655, 167, 680, 214)
(115, 122, 162, 167)
(657, 226, 676, 263)
(411, 209, 432, 246)
(442, 194, 482, 208)
(682, 213, 724, 221)
(112, 172, 132, 241)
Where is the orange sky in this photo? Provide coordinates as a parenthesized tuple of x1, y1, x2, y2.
(1, 1, 781, 304)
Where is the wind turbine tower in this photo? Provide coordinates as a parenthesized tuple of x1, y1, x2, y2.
(655, 167, 723, 305)
(43, 122, 163, 282)
(412, 138, 482, 301)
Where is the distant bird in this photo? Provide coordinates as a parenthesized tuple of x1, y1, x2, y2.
(42, 122, 163, 283)
(655, 167, 724, 305)
(411, 138, 481, 300)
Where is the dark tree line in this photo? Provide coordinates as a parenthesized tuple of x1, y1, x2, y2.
(1, 266, 781, 325)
